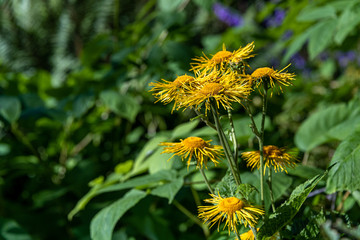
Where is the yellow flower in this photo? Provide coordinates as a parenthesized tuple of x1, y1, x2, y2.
(181, 71, 251, 114)
(191, 42, 255, 73)
(240, 228, 258, 240)
(240, 229, 279, 240)
(241, 145, 297, 174)
(149, 74, 196, 112)
(160, 136, 223, 169)
(249, 65, 295, 94)
(198, 193, 264, 235)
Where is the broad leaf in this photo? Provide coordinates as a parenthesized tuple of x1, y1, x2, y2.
(257, 172, 327, 239)
(308, 19, 337, 60)
(326, 132, 360, 193)
(296, 5, 336, 22)
(0, 96, 21, 123)
(151, 177, 184, 203)
(334, 5, 360, 44)
(171, 120, 199, 139)
(90, 189, 147, 240)
(295, 101, 360, 151)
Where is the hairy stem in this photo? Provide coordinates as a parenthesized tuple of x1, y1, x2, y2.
(199, 167, 214, 194)
(227, 108, 239, 164)
(210, 102, 242, 185)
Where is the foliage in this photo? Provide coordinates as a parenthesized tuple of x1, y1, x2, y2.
(0, 0, 359, 239)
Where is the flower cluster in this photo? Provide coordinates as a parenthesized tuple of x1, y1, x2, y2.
(150, 42, 297, 237)
(150, 42, 295, 115)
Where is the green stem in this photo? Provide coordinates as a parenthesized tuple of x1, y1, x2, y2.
(173, 200, 210, 238)
(268, 168, 276, 213)
(250, 226, 258, 239)
(199, 168, 214, 194)
(210, 102, 241, 185)
(227, 108, 238, 164)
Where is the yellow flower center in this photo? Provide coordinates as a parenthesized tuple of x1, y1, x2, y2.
(200, 83, 224, 96)
(251, 67, 275, 79)
(218, 197, 244, 213)
(173, 75, 194, 87)
(264, 145, 282, 158)
(182, 137, 207, 148)
(211, 51, 232, 64)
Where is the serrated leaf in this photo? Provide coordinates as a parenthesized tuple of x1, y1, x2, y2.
(90, 189, 147, 240)
(0, 96, 21, 123)
(296, 210, 326, 240)
(214, 170, 238, 197)
(237, 183, 258, 202)
(257, 172, 327, 239)
(297, 6, 336, 22)
(308, 19, 337, 60)
(295, 101, 360, 151)
(326, 132, 360, 193)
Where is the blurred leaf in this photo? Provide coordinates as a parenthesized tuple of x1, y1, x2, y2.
(81, 34, 112, 67)
(100, 90, 140, 123)
(90, 189, 147, 240)
(171, 120, 199, 139)
(147, 148, 173, 174)
(191, 170, 216, 191)
(151, 177, 184, 203)
(326, 131, 360, 193)
(308, 19, 337, 60)
(287, 165, 325, 180)
(257, 172, 326, 239)
(115, 160, 133, 174)
(157, 0, 184, 12)
(0, 218, 32, 240)
(334, 6, 360, 44)
(283, 30, 312, 64)
(295, 100, 360, 151)
(0, 96, 21, 123)
(71, 93, 95, 118)
(0, 144, 10, 156)
(296, 6, 336, 22)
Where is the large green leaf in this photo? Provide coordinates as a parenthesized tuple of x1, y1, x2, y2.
(90, 189, 147, 240)
(0, 96, 21, 123)
(326, 132, 360, 193)
(0, 218, 32, 240)
(100, 90, 140, 123)
(151, 177, 184, 203)
(68, 170, 178, 220)
(296, 5, 336, 22)
(308, 19, 337, 60)
(334, 6, 360, 44)
(171, 120, 199, 139)
(257, 173, 326, 239)
(295, 101, 360, 151)
(282, 30, 312, 64)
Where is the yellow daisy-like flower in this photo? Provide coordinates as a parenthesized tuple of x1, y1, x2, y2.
(191, 42, 255, 73)
(240, 229, 279, 240)
(240, 228, 258, 240)
(241, 145, 297, 173)
(149, 74, 196, 112)
(198, 193, 264, 235)
(160, 136, 223, 169)
(182, 71, 251, 114)
(249, 65, 295, 94)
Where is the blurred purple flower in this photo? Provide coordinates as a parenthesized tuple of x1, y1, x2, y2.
(318, 52, 329, 61)
(282, 30, 293, 40)
(291, 53, 306, 70)
(264, 8, 286, 28)
(213, 2, 244, 27)
(336, 51, 357, 67)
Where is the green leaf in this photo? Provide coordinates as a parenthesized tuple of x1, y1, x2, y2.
(100, 90, 140, 123)
(257, 172, 327, 239)
(308, 19, 337, 60)
(0, 96, 21, 123)
(283, 30, 312, 64)
(171, 120, 199, 140)
(287, 165, 325, 180)
(68, 170, 176, 220)
(90, 189, 147, 240)
(157, 0, 184, 12)
(147, 147, 173, 174)
(326, 132, 360, 193)
(296, 6, 336, 22)
(296, 210, 326, 240)
(214, 170, 238, 197)
(295, 101, 360, 151)
(151, 177, 184, 203)
(334, 6, 360, 44)
(0, 218, 32, 240)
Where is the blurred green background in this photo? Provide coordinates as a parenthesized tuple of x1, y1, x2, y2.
(0, 0, 360, 239)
